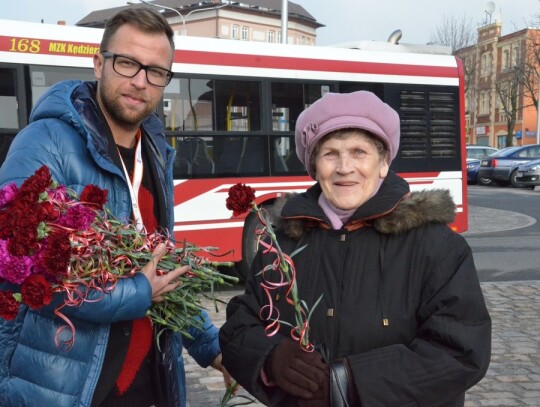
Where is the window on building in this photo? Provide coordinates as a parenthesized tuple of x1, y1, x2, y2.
(241, 26, 249, 41)
(481, 53, 491, 77)
(503, 49, 510, 71)
(277, 31, 282, 44)
(232, 24, 239, 40)
(268, 30, 275, 43)
(513, 47, 520, 67)
(465, 92, 476, 114)
(479, 91, 489, 115)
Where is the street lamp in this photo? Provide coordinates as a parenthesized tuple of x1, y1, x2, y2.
(127, 0, 228, 36)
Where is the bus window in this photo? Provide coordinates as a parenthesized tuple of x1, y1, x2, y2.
(0, 66, 26, 164)
(215, 80, 261, 132)
(29, 66, 93, 106)
(172, 136, 215, 177)
(164, 78, 213, 131)
(213, 136, 267, 176)
(0, 68, 19, 131)
(164, 78, 261, 132)
(271, 82, 333, 134)
(272, 135, 304, 175)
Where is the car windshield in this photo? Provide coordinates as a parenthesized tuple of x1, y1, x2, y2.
(491, 146, 520, 157)
(466, 147, 498, 159)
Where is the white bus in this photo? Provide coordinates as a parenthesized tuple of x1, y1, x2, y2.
(0, 19, 468, 280)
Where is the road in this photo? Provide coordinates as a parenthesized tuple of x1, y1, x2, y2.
(465, 185, 540, 282)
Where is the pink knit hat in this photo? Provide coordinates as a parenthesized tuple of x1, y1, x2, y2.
(295, 91, 400, 179)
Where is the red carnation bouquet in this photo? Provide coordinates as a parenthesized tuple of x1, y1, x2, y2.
(0, 165, 237, 349)
(226, 183, 321, 352)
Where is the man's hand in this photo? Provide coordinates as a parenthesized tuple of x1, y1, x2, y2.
(212, 353, 236, 390)
(139, 243, 188, 302)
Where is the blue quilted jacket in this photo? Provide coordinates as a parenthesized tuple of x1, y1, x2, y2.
(0, 80, 220, 407)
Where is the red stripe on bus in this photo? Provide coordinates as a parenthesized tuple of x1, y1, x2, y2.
(175, 218, 239, 227)
(173, 50, 458, 78)
(173, 176, 313, 204)
(1, 35, 457, 79)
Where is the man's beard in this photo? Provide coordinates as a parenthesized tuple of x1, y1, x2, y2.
(98, 83, 156, 129)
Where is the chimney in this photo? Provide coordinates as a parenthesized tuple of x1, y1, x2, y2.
(57, 20, 66, 25)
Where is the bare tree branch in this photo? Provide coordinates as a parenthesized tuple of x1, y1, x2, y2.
(430, 13, 479, 53)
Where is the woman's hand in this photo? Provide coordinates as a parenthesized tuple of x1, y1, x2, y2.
(266, 339, 329, 399)
(140, 243, 188, 302)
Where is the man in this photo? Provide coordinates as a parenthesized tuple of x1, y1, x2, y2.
(0, 8, 230, 407)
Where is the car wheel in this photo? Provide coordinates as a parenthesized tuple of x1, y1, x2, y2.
(477, 175, 493, 186)
(510, 170, 526, 188)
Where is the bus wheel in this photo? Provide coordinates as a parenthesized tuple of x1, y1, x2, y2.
(235, 211, 263, 282)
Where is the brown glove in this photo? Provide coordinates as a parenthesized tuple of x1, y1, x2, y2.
(265, 338, 329, 399)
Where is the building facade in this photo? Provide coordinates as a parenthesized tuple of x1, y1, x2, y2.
(77, 0, 323, 46)
(456, 22, 540, 148)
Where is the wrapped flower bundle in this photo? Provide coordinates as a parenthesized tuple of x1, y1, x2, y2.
(0, 165, 237, 349)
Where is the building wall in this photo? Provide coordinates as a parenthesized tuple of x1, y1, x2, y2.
(457, 23, 540, 148)
(166, 9, 317, 45)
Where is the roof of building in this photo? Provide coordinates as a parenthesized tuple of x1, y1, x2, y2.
(76, 0, 323, 29)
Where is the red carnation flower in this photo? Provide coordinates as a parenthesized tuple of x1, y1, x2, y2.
(42, 231, 72, 282)
(0, 290, 20, 320)
(18, 165, 52, 200)
(39, 201, 60, 221)
(226, 183, 256, 217)
(9, 226, 39, 257)
(80, 184, 108, 210)
(21, 274, 53, 310)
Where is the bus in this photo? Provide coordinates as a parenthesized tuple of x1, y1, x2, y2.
(0, 19, 468, 280)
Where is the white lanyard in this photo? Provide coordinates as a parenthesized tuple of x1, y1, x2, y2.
(118, 133, 144, 231)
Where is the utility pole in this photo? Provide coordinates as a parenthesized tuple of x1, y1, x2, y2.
(281, 0, 288, 44)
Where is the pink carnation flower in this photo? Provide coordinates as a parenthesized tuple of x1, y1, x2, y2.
(0, 240, 34, 284)
(56, 205, 96, 230)
(0, 183, 18, 207)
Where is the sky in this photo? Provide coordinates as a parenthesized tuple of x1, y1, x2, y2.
(1, 0, 538, 46)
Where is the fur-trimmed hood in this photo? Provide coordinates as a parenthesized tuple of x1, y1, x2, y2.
(272, 172, 456, 239)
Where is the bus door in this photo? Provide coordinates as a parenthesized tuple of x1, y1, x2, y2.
(0, 64, 28, 164)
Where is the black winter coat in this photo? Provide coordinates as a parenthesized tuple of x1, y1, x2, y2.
(219, 172, 491, 407)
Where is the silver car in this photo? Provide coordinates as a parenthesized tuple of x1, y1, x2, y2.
(478, 144, 540, 187)
(515, 159, 540, 188)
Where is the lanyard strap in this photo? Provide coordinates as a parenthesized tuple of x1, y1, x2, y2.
(118, 130, 144, 231)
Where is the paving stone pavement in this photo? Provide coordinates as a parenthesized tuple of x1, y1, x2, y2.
(183, 280, 540, 407)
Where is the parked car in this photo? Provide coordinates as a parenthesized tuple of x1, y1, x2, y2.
(477, 144, 540, 187)
(466, 145, 499, 185)
(514, 158, 540, 188)
(466, 145, 499, 160)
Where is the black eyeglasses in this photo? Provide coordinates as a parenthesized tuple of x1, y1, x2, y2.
(101, 51, 173, 87)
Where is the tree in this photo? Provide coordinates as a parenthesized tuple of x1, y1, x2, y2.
(520, 30, 540, 117)
(495, 68, 520, 147)
(430, 13, 478, 54)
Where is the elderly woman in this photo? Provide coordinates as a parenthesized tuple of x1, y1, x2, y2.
(219, 91, 491, 407)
